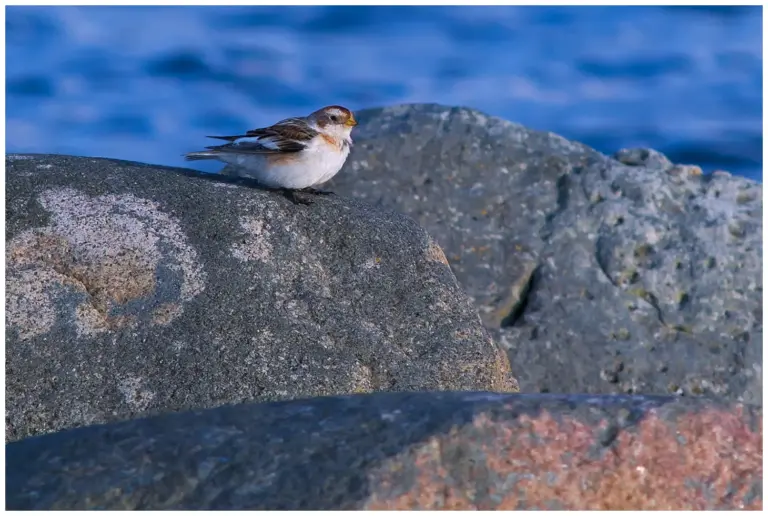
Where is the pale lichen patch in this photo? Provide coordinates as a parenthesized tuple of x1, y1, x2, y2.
(117, 376, 155, 412)
(363, 256, 382, 270)
(75, 303, 110, 338)
(426, 239, 450, 266)
(6, 188, 205, 339)
(231, 216, 273, 262)
(6, 268, 61, 340)
(350, 362, 375, 393)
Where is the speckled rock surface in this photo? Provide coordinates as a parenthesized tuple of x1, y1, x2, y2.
(5, 154, 517, 442)
(328, 104, 762, 403)
(6, 392, 761, 510)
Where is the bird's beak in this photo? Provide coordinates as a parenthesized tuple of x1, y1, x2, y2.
(346, 116, 358, 127)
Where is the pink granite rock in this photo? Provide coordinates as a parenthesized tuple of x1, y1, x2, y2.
(7, 392, 761, 510)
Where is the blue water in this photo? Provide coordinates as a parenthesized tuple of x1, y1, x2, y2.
(6, 6, 763, 180)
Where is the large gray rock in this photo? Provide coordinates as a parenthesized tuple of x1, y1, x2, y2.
(5, 154, 517, 442)
(6, 392, 762, 510)
(328, 104, 762, 403)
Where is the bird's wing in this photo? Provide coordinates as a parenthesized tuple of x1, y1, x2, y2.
(206, 117, 318, 154)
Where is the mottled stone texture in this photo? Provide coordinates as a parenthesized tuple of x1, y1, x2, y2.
(6, 392, 761, 510)
(329, 104, 762, 403)
(6, 108, 761, 511)
(6, 154, 516, 442)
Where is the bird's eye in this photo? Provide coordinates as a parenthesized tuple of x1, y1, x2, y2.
(330, 115, 339, 122)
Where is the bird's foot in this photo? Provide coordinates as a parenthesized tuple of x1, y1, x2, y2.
(280, 189, 315, 205)
(279, 187, 336, 205)
(300, 187, 335, 196)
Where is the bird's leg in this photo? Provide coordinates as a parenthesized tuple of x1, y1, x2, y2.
(300, 187, 335, 196)
(277, 187, 334, 205)
(280, 188, 314, 205)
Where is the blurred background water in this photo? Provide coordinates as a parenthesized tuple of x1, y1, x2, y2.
(6, 5, 763, 180)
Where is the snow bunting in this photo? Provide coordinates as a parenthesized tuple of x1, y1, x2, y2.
(185, 105, 357, 203)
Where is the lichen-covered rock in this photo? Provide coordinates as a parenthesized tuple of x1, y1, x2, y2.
(5, 154, 517, 442)
(612, 147, 674, 170)
(6, 392, 761, 510)
(329, 104, 762, 403)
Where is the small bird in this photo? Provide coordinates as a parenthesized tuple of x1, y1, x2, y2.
(185, 105, 357, 204)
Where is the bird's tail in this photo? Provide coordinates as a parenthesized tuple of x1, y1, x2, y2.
(184, 150, 220, 161)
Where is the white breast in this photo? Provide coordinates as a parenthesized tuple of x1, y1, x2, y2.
(218, 138, 350, 190)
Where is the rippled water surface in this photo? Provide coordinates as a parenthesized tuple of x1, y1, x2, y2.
(6, 6, 763, 179)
